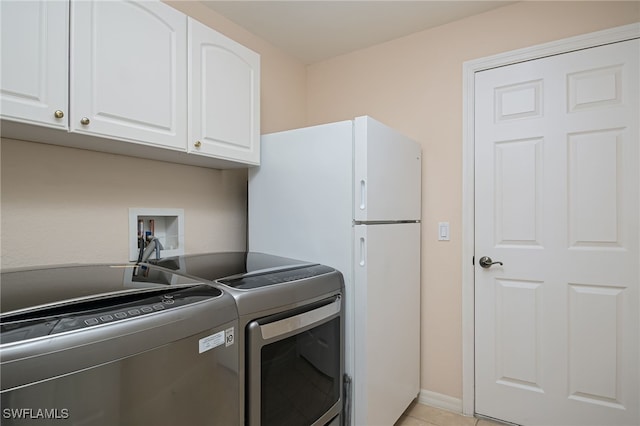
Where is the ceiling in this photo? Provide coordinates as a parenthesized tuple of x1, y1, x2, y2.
(201, 1, 515, 64)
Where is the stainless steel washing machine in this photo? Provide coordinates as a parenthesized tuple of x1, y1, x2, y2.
(0, 264, 240, 426)
(146, 252, 345, 426)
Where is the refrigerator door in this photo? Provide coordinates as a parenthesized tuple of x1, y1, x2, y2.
(354, 116, 422, 222)
(353, 222, 421, 426)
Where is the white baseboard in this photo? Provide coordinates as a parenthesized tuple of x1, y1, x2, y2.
(417, 389, 463, 414)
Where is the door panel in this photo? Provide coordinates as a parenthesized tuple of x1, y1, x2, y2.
(475, 39, 639, 426)
(568, 129, 621, 247)
(494, 278, 543, 392)
(494, 137, 543, 246)
(568, 284, 623, 408)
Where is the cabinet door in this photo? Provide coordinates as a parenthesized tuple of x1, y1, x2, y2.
(0, 0, 68, 129)
(70, 0, 187, 150)
(188, 18, 260, 165)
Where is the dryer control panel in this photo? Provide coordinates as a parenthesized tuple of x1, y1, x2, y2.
(218, 265, 335, 289)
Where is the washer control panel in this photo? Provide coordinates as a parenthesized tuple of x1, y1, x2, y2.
(78, 293, 178, 327)
(0, 285, 221, 344)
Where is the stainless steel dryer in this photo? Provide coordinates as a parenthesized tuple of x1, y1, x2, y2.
(0, 264, 240, 426)
(147, 252, 345, 426)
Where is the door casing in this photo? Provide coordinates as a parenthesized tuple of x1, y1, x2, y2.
(461, 22, 640, 416)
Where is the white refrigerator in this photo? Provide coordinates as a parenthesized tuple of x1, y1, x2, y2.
(248, 116, 421, 426)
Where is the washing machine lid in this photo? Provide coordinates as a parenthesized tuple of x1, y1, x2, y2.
(0, 264, 206, 315)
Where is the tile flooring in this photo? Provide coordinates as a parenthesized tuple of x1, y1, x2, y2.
(394, 401, 507, 426)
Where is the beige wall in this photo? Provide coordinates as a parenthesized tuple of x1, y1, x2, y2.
(0, 139, 248, 266)
(305, 1, 639, 400)
(0, 2, 307, 268)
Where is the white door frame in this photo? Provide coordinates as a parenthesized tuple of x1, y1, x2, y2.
(461, 22, 640, 416)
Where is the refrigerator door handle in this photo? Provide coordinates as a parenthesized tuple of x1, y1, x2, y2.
(359, 237, 366, 266)
(359, 179, 366, 211)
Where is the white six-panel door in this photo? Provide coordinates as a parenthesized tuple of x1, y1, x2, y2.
(475, 39, 639, 425)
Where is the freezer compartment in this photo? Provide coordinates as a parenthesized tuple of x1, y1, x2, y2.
(353, 116, 422, 222)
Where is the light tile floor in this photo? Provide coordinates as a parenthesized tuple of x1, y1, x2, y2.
(394, 401, 508, 426)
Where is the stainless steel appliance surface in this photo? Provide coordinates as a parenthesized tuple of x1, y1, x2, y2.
(0, 264, 240, 426)
(146, 252, 345, 426)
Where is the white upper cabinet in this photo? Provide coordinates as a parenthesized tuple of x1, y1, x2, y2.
(70, 1, 187, 150)
(188, 18, 260, 165)
(0, 1, 69, 129)
(0, 0, 260, 168)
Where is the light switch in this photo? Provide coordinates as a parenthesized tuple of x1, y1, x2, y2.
(438, 222, 450, 241)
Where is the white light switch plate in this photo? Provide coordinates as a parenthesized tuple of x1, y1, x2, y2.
(438, 222, 450, 241)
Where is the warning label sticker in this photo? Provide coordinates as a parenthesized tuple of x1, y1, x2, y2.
(198, 327, 235, 353)
(198, 331, 225, 354)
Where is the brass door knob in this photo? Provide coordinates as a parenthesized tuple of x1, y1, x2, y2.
(194, 141, 202, 148)
(80, 117, 90, 125)
(54, 110, 64, 119)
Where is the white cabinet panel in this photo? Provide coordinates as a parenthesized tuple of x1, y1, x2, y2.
(70, 0, 187, 150)
(0, 0, 68, 129)
(188, 17, 260, 165)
